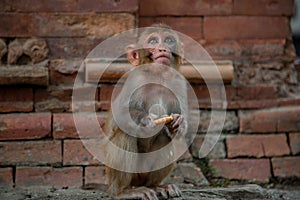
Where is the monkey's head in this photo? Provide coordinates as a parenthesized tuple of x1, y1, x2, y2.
(126, 23, 183, 70)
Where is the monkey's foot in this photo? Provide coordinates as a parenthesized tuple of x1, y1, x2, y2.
(115, 186, 159, 200)
(155, 184, 182, 199)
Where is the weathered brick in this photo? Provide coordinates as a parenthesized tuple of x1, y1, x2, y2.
(85, 166, 107, 185)
(198, 110, 238, 133)
(203, 39, 286, 62)
(139, 17, 203, 39)
(0, 168, 13, 188)
(0, 13, 135, 37)
(234, 61, 297, 86)
(0, 87, 33, 112)
(0, 113, 51, 140)
(0, 14, 35, 37)
(0, 141, 61, 166)
(191, 136, 226, 159)
(79, 0, 138, 12)
(210, 159, 271, 182)
(227, 97, 300, 109)
(204, 17, 290, 39)
(16, 167, 82, 188)
(63, 139, 103, 166)
(289, 133, 300, 155)
(233, 0, 294, 16)
(48, 59, 82, 85)
(272, 157, 300, 178)
(53, 113, 105, 139)
(226, 134, 290, 158)
(40, 13, 135, 37)
(239, 106, 300, 133)
(239, 109, 277, 133)
(35, 86, 99, 112)
(226, 99, 278, 110)
(99, 84, 120, 110)
(0, 0, 77, 12)
(277, 107, 300, 132)
(176, 163, 209, 186)
(225, 85, 279, 102)
(47, 37, 103, 58)
(139, 0, 232, 16)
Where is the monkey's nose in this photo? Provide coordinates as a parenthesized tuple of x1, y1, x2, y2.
(158, 48, 167, 52)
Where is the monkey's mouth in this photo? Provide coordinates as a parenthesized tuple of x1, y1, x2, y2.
(153, 54, 171, 65)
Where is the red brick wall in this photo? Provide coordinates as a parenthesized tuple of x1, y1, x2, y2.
(0, 0, 299, 188)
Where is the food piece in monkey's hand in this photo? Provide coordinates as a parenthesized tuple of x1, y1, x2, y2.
(154, 116, 174, 125)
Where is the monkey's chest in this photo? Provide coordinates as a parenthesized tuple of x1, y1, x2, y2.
(143, 88, 178, 113)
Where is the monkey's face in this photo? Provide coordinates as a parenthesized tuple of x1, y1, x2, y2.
(142, 31, 177, 66)
(126, 30, 182, 69)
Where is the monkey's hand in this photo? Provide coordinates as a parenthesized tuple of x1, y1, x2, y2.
(166, 114, 187, 136)
(140, 113, 158, 128)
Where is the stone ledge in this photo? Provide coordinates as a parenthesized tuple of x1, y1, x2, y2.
(85, 59, 234, 84)
(0, 65, 49, 86)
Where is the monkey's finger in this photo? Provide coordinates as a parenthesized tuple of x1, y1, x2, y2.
(171, 115, 184, 129)
(155, 187, 168, 199)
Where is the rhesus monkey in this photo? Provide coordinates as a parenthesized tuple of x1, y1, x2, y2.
(104, 24, 188, 199)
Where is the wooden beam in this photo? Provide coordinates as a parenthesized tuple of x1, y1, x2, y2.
(85, 59, 234, 84)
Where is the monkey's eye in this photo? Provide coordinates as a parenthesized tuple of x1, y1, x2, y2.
(147, 37, 159, 45)
(164, 36, 176, 46)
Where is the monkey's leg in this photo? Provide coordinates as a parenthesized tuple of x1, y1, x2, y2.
(145, 164, 182, 199)
(106, 167, 132, 196)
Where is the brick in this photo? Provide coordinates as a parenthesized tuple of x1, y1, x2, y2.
(0, 0, 77, 12)
(0, 141, 61, 166)
(225, 85, 278, 101)
(272, 157, 300, 178)
(239, 106, 300, 133)
(0, 14, 35, 37)
(53, 113, 105, 139)
(16, 167, 82, 188)
(48, 59, 82, 85)
(41, 13, 135, 37)
(203, 39, 285, 62)
(0, 13, 135, 37)
(35, 86, 99, 112)
(139, 17, 203, 40)
(233, 0, 294, 16)
(210, 159, 271, 182)
(191, 135, 226, 159)
(79, 0, 138, 12)
(139, 0, 232, 16)
(289, 133, 300, 155)
(198, 110, 238, 133)
(0, 87, 33, 112)
(0, 113, 51, 140)
(226, 134, 290, 158)
(234, 62, 297, 86)
(204, 17, 290, 39)
(277, 107, 300, 132)
(239, 109, 277, 133)
(63, 139, 103, 166)
(99, 84, 121, 110)
(85, 166, 107, 185)
(177, 163, 209, 186)
(0, 168, 13, 188)
(47, 37, 103, 58)
(207, 39, 286, 61)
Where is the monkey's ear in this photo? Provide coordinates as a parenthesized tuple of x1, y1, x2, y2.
(126, 44, 140, 66)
